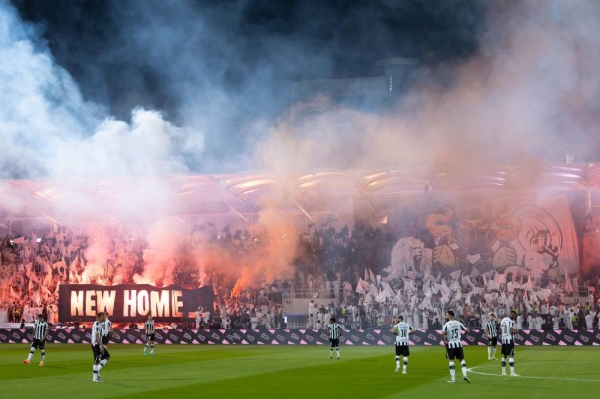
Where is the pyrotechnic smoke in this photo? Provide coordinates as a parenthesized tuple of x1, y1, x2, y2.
(2, 0, 600, 292)
(138, 219, 182, 287)
(0, 0, 204, 286)
(232, 208, 297, 294)
(258, 1, 600, 171)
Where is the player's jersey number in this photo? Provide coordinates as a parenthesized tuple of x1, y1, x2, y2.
(449, 328, 459, 340)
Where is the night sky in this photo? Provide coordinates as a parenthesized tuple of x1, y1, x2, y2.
(13, 0, 485, 105)
(10, 0, 488, 172)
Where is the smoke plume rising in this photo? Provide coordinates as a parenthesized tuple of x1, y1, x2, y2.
(2, 0, 600, 292)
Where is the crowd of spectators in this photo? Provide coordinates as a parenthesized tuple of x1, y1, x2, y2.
(1, 220, 600, 330)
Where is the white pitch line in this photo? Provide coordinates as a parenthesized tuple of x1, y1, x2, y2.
(469, 362, 600, 383)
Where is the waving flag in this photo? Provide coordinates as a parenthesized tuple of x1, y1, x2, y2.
(482, 270, 495, 278)
(523, 275, 534, 292)
(564, 271, 573, 294)
(355, 278, 368, 294)
(487, 279, 500, 291)
(369, 269, 376, 283)
(494, 272, 507, 285)
(462, 275, 474, 288)
(381, 281, 395, 298)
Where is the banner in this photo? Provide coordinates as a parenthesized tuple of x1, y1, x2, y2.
(378, 194, 579, 283)
(2, 328, 599, 346)
(58, 284, 214, 323)
(370, 194, 581, 313)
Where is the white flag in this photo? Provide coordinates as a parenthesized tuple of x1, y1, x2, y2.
(482, 270, 495, 278)
(355, 278, 368, 294)
(381, 282, 395, 298)
(462, 276, 474, 288)
(523, 275, 534, 292)
(394, 289, 404, 305)
(564, 272, 573, 294)
(451, 281, 461, 291)
(423, 283, 432, 298)
(494, 273, 507, 285)
(369, 269, 377, 283)
(402, 278, 414, 291)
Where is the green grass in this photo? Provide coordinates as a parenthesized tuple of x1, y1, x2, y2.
(1, 343, 599, 398)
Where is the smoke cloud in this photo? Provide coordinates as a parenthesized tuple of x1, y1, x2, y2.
(258, 1, 600, 172)
(2, 0, 600, 291)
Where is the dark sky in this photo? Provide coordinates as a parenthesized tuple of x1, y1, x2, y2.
(11, 0, 488, 172)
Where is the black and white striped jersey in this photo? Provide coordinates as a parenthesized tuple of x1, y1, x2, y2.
(442, 320, 467, 349)
(485, 321, 498, 338)
(91, 321, 102, 345)
(500, 317, 515, 344)
(33, 319, 48, 340)
(328, 323, 341, 339)
(102, 319, 112, 336)
(393, 322, 413, 346)
(145, 319, 155, 334)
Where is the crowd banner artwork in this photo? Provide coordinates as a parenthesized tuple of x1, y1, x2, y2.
(354, 194, 582, 306)
(384, 195, 580, 278)
(1, 328, 599, 346)
(58, 284, 215, 323)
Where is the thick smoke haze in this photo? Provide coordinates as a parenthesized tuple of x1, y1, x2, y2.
(258, 0, 600, 172)
(8, 0, 600, 177)
(10, 0, 486, 173)
(2, 0, 600, 290)
(0, 1, 203, 180)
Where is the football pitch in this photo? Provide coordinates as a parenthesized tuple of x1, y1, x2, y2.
(1, 343, 599, 399)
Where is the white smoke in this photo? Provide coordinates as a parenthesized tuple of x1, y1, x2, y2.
(2, 0, 600, 290)
(0, 0, 208, 286)
(0, 0, 203, 182)
(257, 1, 600, 171)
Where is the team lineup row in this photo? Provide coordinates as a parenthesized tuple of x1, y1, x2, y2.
(21, 311, 517, 383)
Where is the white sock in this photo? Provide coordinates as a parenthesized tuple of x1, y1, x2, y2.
(461, 360, 467, 377)
(27, 352, 33, 361)
(336, 348, 340, 358)
(403, 357, 408, 371)
(502, 357, 506, 373)
(395, 356, 400, 367)
(509, 358, 515, 374)
(488, 347, 491, 357)
(449, 362, 455, 380)
(493, 347, 497, 357)
(329, 349, 333, 357)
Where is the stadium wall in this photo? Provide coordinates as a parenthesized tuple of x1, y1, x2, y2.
(0, 328, 599, 346)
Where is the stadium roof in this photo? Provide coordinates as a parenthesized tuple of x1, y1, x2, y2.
(1, 163, 599, 229)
